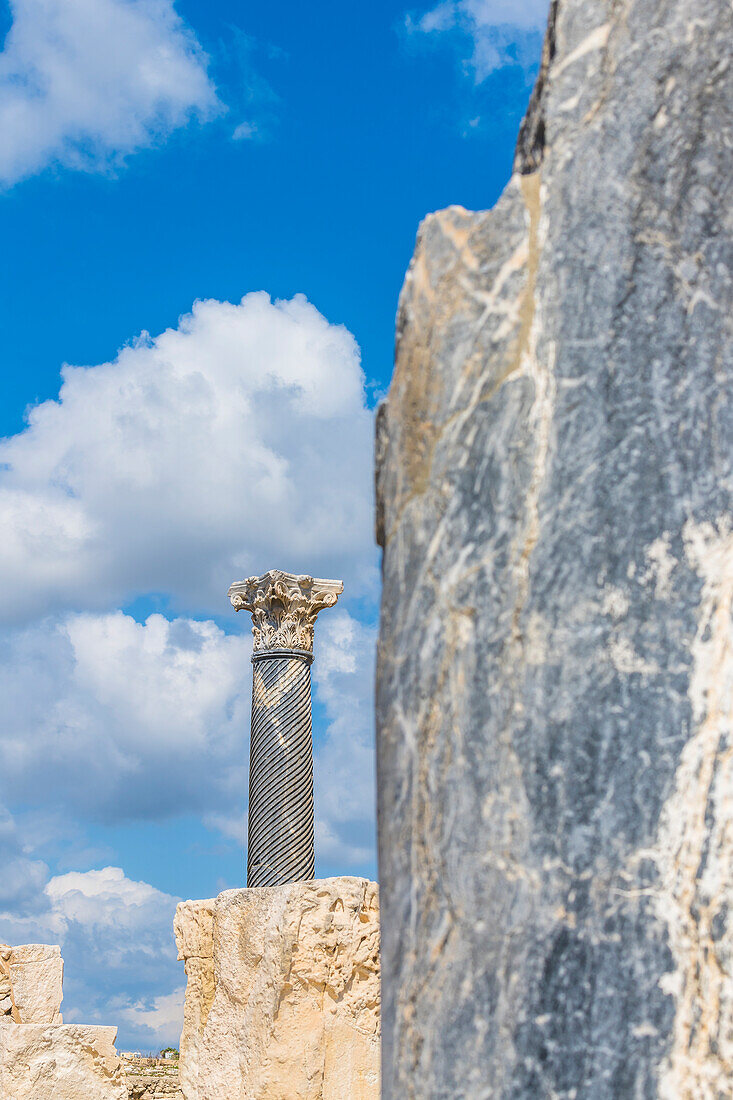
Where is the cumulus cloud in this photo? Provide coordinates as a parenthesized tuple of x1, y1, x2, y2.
(313, 611, 377, 870)
(0, 292, 377, 624)
(45, 866, 179, 963)
(0, 802, 50, 915)
(0, 863, 182, 1047)
(0, 611, 250, 822)
(119, 987, 186, 1046)
(0, 606, 375, 866)
(408, 0, 549, 79)
(0, 0, 220, 188)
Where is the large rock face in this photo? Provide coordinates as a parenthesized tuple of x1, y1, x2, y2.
(174, 877, 380, 1100)
(375, 0, 732, 1096)
(0, 1023, 127, 1099)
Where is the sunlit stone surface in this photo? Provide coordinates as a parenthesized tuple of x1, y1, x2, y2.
(0, 942, 126, 1098)
(5, 945, 63, 1025)
(0, 1022, 127, 1099)
(175, 877, 380, 1100)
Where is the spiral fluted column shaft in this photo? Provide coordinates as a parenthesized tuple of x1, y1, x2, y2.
(247, 650, 315, 887)
(228, 570, 343, 889)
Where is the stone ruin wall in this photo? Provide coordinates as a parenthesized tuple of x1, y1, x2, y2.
(124, 1063, 183, 1100)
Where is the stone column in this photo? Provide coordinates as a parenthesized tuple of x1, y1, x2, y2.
(228, 570, 342, 887)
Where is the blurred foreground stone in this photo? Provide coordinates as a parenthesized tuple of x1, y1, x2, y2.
(376, 0, 732, 1094)
(175, 877, 380, 1100)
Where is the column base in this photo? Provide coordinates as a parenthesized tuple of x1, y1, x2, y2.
(174, 877, 380, 1100)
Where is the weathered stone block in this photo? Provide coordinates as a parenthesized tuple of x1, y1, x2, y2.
(175, 877, 380, 1100)
(375, 0, 732, 1095)
(0, 1022, 127, 1099)
(174, 897, 215, 1076)
(7, 945, 63, 1025)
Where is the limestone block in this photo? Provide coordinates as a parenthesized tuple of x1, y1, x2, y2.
(0, 946, 18, 1021)
(175, 877, 380, 1100)
(0, 1022, 127, 1099)
(6, 945, 63, 1024)
(375, 0, 732, 1094)
(174, 899, 215, 1081)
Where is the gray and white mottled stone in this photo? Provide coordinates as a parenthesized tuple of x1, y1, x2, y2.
(375, 0, 732, 1096)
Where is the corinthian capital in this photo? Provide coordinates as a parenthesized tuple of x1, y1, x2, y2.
(228, 569, 343, 654)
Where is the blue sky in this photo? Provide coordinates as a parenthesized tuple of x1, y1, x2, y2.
(0, 0, 547, 1048)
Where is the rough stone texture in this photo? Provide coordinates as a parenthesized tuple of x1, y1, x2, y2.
(126, 1081, 181, 1100)
(125, 1067, 183, 1099)
(0, 944, 128, 1096)
(375, 0, 732, 1097)
(0, 1022, 128, 1099)
(174, 897, 215, 1090)
(0, 945, 19, 1021)
(175, 877, 380, 1100)
(6, 945, 63, 1024)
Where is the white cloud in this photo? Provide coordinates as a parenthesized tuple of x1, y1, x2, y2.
(14, 862, 177, 963)
(0, 862, 182, 1047)
(0, 0, 220, 188)
(119, 987, 185, 1046)
(434, 0, 549, 32)
(313, 611, 377, 871)
(408, 0, 549, 79)
(0, 610, 250, 822)
(0, 292, 377, 624)
(232, 120, 259, 141)
(0, 606, 376, 870)
(0, 802, 50, 914)
(45, 865, 176, 928)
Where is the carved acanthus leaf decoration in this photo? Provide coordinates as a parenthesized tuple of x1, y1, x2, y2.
(228, 570, 343, 653)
